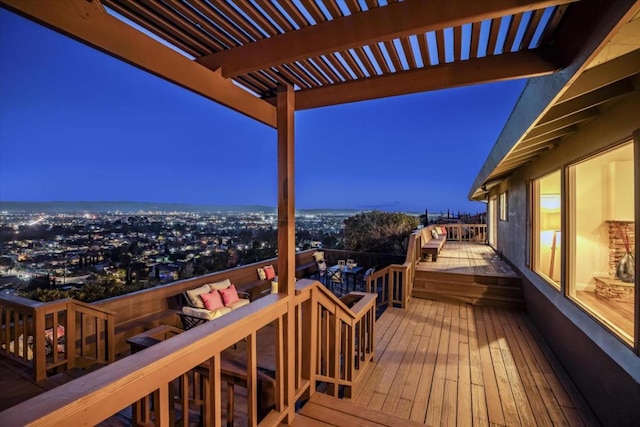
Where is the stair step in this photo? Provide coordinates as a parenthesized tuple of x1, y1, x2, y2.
(412, 288, 526, 310)
(291, 393, 425, 426)
(414, 281, 524, 298)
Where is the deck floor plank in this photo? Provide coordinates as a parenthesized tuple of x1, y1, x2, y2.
(357, 299, 598, 427)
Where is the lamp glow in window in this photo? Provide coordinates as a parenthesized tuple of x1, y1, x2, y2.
(532, 170, 562, 288)
(540, 194, 561, 279)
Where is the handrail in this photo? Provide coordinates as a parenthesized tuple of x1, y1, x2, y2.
(0, 280, 377, 426)
(0, 296, 115, 381)
(301, 282, 376, 398)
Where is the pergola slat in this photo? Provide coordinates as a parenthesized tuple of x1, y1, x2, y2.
(161, 0, 227, 51)
(521, 9, 545, 49)
(293, 49, 558, 110)
(275, 65, 311, 89)
(147, 1, 227, 51)
(400, 36, 417, 69)
(104, 1, 203, 57)
(4, 0, 585, 115)
(325, 54, 356, 81)
(290, 62, 322, 87)
(311, 56, 342, 84)
(253, 0, 294, 32)
(340, 50, 367, 79)
(234, 1, 279, 36)
(298, 59, 332, 86)
(417, 33, 431, 67)
(369, 43, 392, 74)
(504, 13, 524, 53)
(453, 26, 462, 61)
(344, 0, 362, 14)
(187, 0, 252, 45)
(487, 18, 501, 55)
(539, 5, 569, 46)
(353, 47, 378, 77)
(470, 21, 481, 59)
(278, 0, 311, 28)
(324, 0, 344, 19)
(383, 40, 403, 72)
(299, 0, 326, 24)
(436, 29, 446, 64)
(198, 0, 577, 78)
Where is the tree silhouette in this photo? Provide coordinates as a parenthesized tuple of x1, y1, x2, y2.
(344, 211, 419, 254)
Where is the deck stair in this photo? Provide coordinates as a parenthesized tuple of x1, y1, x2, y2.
(290, 393, 426, 426)
(412, 270, 525, 309)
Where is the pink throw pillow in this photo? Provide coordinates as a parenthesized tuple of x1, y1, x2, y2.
(200, 290, 224, 311)
(439, 226, 447, 235)
(219, 284, 240, 306)
(263, 265, 276, 280)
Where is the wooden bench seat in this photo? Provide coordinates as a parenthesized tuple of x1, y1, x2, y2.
(421, 227, 447, 261)
(295, 260, 318, 279)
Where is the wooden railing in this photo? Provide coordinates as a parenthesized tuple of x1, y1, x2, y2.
(299, 282, 376, 399)
(321, 249, 406, 270)
(0, 280, 376, 426)
(0, 294, 115, 381)
(440, 223, 487, 242)
(363, 229, 421, 310)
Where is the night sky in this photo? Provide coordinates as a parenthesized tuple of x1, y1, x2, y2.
(0, 8, 527, 214)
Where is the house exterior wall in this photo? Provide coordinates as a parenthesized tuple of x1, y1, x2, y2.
(491, 92, 640, 425)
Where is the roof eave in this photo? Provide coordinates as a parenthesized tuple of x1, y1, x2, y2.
(468, 0, 640, 201)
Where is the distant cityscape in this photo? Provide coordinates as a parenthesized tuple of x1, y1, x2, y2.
(0, 202, 482, 297)
(0, 203, 355, 294)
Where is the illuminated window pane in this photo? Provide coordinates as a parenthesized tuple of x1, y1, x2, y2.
(568, 142, 635, 344)
(532, 171, 561, 289)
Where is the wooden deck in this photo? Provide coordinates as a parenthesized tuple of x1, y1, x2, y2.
(417, 242, 517, 278)
(1, 298, 601, 426)
(353, 298, 599, 426)
(413, 242, 524, 308)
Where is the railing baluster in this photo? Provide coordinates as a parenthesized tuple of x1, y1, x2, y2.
(247, 331, 258, 427)
(276, 314, 285, 411)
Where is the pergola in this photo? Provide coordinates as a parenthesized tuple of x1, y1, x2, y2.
(1, 0, 637, 423)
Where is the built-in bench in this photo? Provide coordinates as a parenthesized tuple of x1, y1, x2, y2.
(96, 250, 318, 357)
(421, 226, 447, 261)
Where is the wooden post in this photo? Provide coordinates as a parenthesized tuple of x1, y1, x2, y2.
(276, 84, 296, 423)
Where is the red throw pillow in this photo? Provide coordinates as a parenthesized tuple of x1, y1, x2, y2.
(263, 265, 276, 280)
(200, 290, 224, 311)
(219, 284, 240, 306)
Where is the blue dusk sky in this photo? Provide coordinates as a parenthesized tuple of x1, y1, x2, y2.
(0, 8, 526, 214)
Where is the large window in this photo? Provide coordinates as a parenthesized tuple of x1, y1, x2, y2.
(532, 171, 562, 289)
(567, 142, 635, 344)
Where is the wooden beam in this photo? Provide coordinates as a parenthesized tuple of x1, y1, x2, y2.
(276, 84, 296, 424)
(277, 84, 295, 297)
(538, 78, 635, 125)
(198, 0, 576, 78)
(514, 127, 578, 152)
(0, 0, 276, 127)
(293, 50, 558, 110)
(524, 108, 598, 139)
(557, 49, 640, 103)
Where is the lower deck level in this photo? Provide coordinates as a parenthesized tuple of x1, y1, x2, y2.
(353, 298, 599, 426)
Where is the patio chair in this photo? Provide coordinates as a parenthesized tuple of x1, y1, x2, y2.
(328, 267, 344, 294)
(361, 266, 376, 291)
(316, 260, 328, 285)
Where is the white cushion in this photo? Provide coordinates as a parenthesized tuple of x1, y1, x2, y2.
(227, 299, 250, 310)
(186, 284, 211, 308)
(208, 278, 232, 291)
(182, 305, 231, 320)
